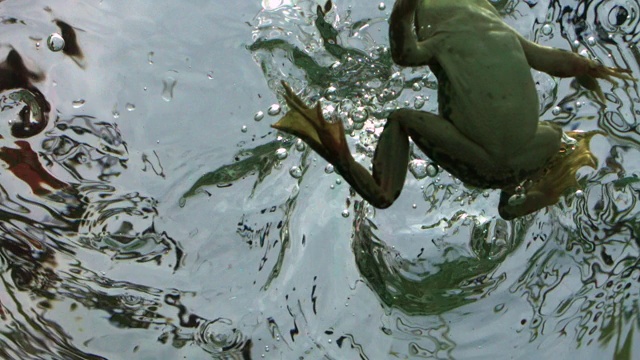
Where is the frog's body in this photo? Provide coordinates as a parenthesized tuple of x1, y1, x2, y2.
(273, 0, 634, 219)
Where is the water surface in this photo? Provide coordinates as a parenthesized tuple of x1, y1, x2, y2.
(1, 0, 639, 359)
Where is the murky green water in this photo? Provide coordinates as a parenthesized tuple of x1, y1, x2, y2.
(1, 0, 639, 359)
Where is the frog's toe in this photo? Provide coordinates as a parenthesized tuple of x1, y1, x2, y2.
(587, 62, 636, 83)
(576, 74, 606, 102)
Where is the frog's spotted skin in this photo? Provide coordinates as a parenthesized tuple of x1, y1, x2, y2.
(273, 0, 634, 218)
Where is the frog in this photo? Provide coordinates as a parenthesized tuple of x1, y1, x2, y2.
(272, 0, 634, 219)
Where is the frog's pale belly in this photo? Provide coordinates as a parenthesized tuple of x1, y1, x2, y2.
(434, 30, 540, 158)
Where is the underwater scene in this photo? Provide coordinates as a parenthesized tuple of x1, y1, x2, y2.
(0, 0, 639, 359)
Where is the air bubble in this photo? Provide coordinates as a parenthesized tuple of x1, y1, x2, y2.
(254, 111, 264, 121)
(325, 164, 335, 174)
(426, 164, 438, 177)
(409, 159, 429, 179)
(275, 147, 288, 160)
(508, 193, 527, 206)
(162, 76, 177, 102)
(126, 103, 136, 112)
(47, 33, 65, 52)
(541, 24, 553, 36)
(289, 166, 302, 178)
(325, 86, 338, 101)
(267, 104, 281, 116)
(72, 99, 85, 108)
(351, 107, 368, 123)
(378, 2, 386, 11)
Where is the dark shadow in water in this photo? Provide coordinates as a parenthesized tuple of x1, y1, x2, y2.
(53, 19, 85, 68)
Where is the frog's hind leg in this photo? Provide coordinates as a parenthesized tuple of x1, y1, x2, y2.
(387, 109, 562, 189)
(387, 109, 500, 188)
(273, 82, 410, 208)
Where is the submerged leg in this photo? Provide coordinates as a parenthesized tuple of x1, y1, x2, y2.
(272, 82, 409, 208)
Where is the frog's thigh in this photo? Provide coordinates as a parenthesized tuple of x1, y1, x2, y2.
(506, 122, 562, 172)
(388, 109, 495, 174)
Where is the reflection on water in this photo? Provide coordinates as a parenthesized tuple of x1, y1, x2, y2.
(248, 0, 640, 358)
(0, 0, 639, 358)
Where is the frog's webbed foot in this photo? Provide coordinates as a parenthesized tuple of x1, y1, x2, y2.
(271, 81, 349, 164)
(576, 61, 636, 102)
(498, 130, 600, 220)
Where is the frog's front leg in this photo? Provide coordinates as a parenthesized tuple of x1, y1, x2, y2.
(517, 36, 635, 100)
(389, 0, 435, 66)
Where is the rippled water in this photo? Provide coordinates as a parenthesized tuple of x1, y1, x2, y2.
(1, 0, 639, 359)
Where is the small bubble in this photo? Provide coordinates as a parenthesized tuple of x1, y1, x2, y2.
(207, 71, 214, 79)
(72, 99, 85, 108)
(412, 82, 422, 92)
(275, 147, 288, 160)
(295, 139, 306, 152)
(268, 104, 281, 116)
(409, 159, 429, 179)
(414, 95, 426, 109)
(551, 106, 561, 115)
(351, 107, 368, 123)
(541, 24, 553, 36)
(586, 36, 596, 46)
(241, 125, 248, 133)
(126, 103, 136, 112)
(426, 164, 438, 177)
(289, 166, 302, 178)
(254, 111, 264, 121)
(47, 33, 65, 52)
(325, 164, 335, 174)
(508, 193, 527, 206)
(112, 110, 120, 119)
(412, 204, 417, 209)
(148, 51, 154, 65)
(325, 86, 338, 101)
(342, 209, 350, 218)
(162, 76, 177, 102)
(378, 2, 386, 11)
(575, 190, 584, 198)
